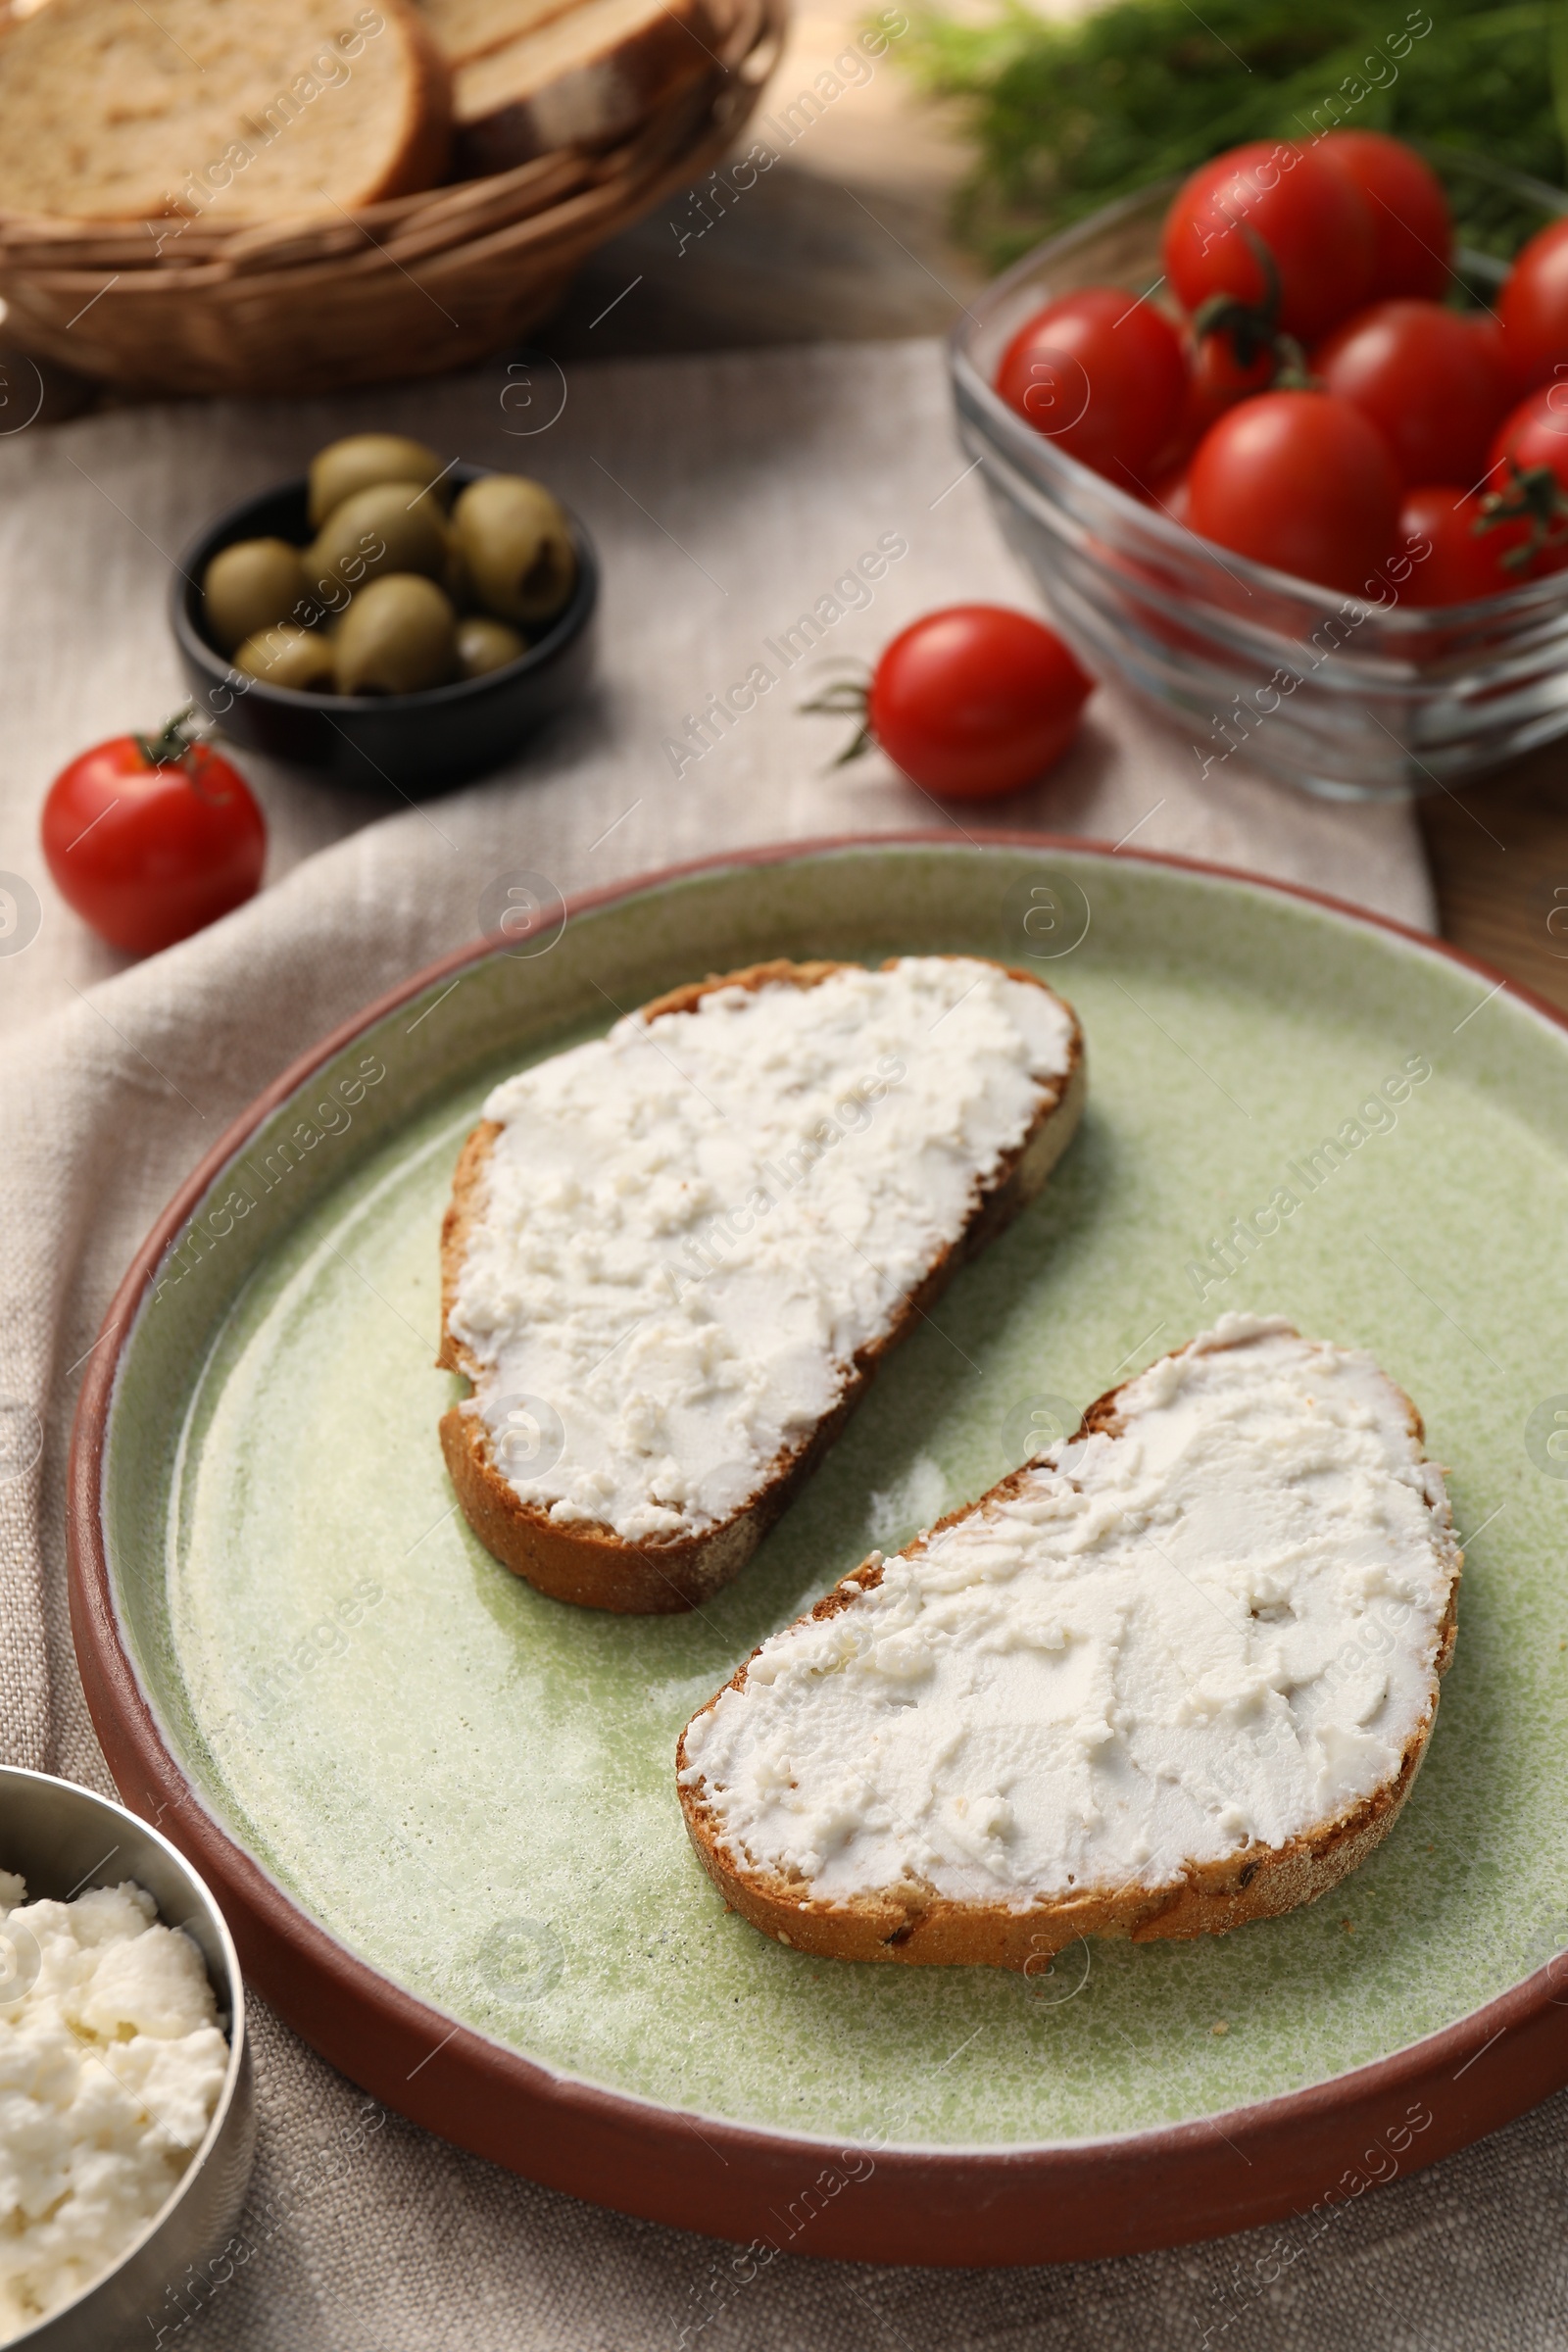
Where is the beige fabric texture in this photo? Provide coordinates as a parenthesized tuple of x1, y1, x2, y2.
(7, 340, 1561, 2349)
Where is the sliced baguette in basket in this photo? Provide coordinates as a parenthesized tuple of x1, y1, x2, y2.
(451, 0, 718, 170)
(677, 1316, 1462, 1965)
(0, 0, 450, 222)
(438, 956, 1086, 1614)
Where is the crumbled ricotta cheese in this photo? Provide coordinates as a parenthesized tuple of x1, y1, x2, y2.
(0, 1875, 228, 2339)
(450, 956, 1076, 1544)
(680, 1317, 1461, 1905)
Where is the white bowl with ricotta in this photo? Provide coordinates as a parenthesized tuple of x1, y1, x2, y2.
(0, 1768, 254, 2350)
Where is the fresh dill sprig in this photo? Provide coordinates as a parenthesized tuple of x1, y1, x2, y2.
(897, 0, 1568, 270)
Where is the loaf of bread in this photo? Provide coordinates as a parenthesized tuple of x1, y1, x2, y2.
(438, 956, 1086, 1613)
(451, 0, 718, 171)
(678, 1317, 1462, 1967)
(0, 0, 450, 220)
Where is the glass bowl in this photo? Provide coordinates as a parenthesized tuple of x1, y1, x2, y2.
(949, 150, 1568, 801)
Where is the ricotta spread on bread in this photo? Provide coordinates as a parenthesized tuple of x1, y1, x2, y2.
(447, 956, 1077, 1546)
(678, 1318, 1460, 1941)
(0, 1876, 228, 2337)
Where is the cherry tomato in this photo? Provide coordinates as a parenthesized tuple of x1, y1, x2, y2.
(1162, 140, 1375, 346)
(1313, 299, 1510, 488)
(1487, 382, 1568, 484)
(1396, 486, 1540, 605)
(996, 288, 1189, 491)
(1147, 466, 1191, 525)
(40, 712, 266, 956)
(1475, 383, 1568, 572)
(865, 607, 1093, 800)
(1178, 329, 1277, 448)
(1186, 391, 1402, 595)
(1497, 218, 1568, 393)
(1318, 132, 1452, 302)
(1463, 309, 1507, 376)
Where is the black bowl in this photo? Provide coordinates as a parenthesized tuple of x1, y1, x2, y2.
(171, 464, 598, 795)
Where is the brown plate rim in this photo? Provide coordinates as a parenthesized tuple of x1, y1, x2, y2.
(66, 829, 1568, 2267)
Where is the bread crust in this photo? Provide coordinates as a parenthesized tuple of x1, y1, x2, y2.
(451, 0, 715, 170)
(373, 0, 454, 202)
(417, 0, 583, 73)
(438, 956, 1086, 1614)
(676, 1348, 1462, 1967)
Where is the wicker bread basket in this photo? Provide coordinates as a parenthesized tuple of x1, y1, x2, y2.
(0, 0, 783, 396)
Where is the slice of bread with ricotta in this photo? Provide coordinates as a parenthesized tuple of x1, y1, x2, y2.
(677, 1316, 1462, 1965)
(450, 0, 718, 171)
(438, 956, 1085, 1614)
(0, 0, 449, 222)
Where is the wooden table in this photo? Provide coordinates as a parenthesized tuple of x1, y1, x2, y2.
(1415, 755, 1568, 1012)
(20, 0, 1566, 1006)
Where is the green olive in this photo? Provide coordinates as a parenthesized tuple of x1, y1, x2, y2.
(234, 623, 337, 692)
(445, 535, 476, 612)
(334, 574, 457, 696)
(203, 538, 309, 656)
(452, 474, 576, 626)
(307, 483, 450, 605)
(456, 615, 527, 679)
(308, 433, 448, 531)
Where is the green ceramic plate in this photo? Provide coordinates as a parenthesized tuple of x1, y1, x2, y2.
(75, 839, 1568, 2262)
